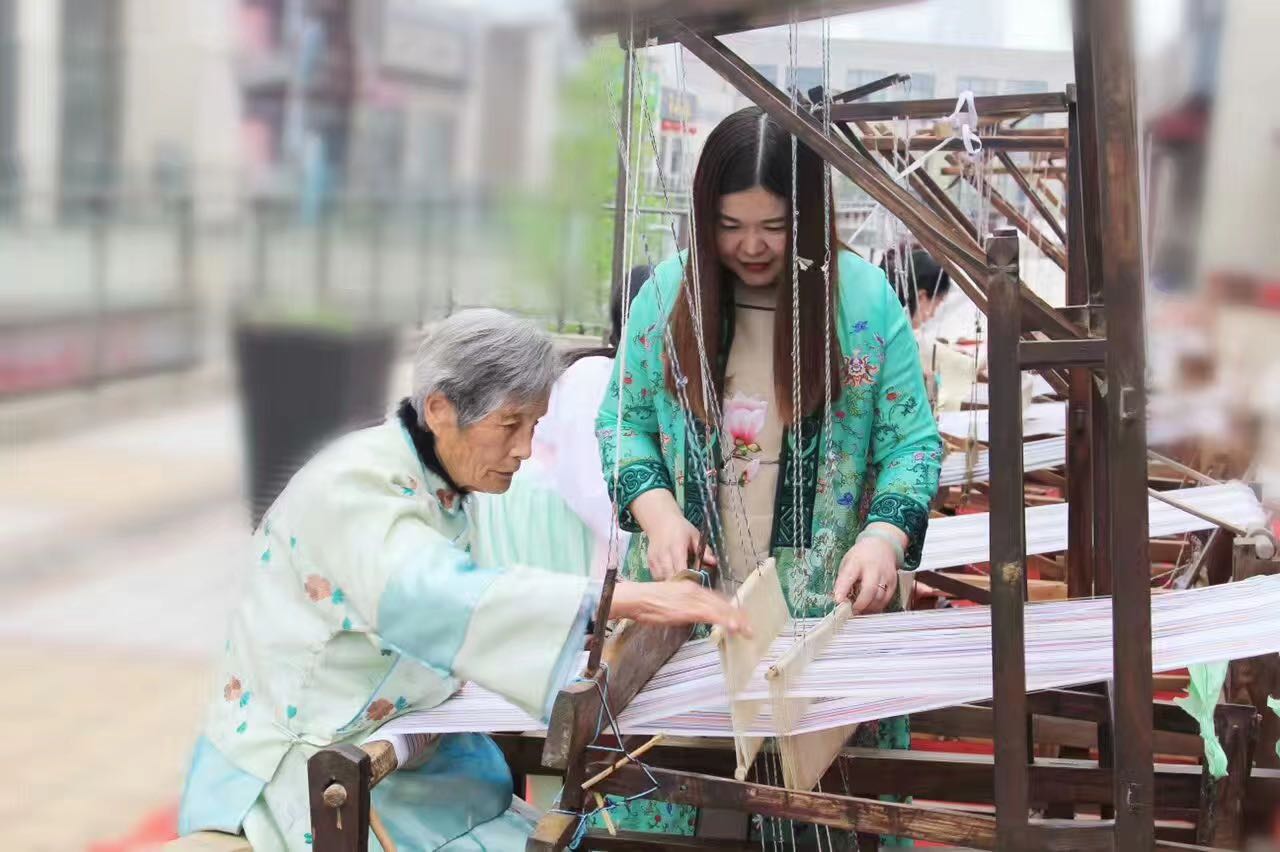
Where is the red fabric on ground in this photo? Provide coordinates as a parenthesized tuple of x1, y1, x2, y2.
(87, 802, 178, 851)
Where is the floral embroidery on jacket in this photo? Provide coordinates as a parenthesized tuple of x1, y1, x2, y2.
(304, 575, 331, 602)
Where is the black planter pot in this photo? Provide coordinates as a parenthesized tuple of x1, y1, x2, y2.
(234, 320, 396, 527)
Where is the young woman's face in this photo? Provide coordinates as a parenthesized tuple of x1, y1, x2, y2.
(715, 186, 788, 287)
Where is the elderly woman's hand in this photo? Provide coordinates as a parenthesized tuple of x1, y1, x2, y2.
(833, 523, 906, 614)
(611, 580, 751, 637)
(629, 489, 717, 580)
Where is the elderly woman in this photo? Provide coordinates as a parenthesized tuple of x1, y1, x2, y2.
(179, 310, 746, 852)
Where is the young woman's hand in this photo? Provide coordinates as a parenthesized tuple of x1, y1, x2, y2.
(833, 525, 907, 614)
(611, 580, 750, 637)
(629, 490, 717, 580)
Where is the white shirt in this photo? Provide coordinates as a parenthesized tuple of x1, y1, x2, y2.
(528, 355, 631, 576)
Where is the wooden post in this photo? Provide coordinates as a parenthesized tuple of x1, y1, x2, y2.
(1229, 542, 1280, 769)
(1073, 2, 1156, 846)
(985, 227, 1030, 848)
(1065, 96, 1095, 601)
(308, 744, 372, 852)
(1195, 703, 1259, 848)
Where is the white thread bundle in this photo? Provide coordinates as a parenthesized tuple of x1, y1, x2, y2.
(919, 482, 1261, 571)
(373, 573, 1280, 741)
(938, 436, 1065, 487)
(938, 401, 1067, 442)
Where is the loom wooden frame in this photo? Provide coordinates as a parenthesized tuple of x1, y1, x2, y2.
(297, 3, 1276, 852)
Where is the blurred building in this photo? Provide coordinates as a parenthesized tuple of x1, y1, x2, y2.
(236, 0, 562, 204)
(1, 0, 242, 224)
(638, 33, 1074, 262)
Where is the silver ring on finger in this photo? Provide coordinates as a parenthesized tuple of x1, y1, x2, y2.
(876, 582, 889, 592)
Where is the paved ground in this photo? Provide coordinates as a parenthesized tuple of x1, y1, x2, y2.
(0, 360, 264, 849)
(0, 390, 249, 850)
(0, 351, 427, 850)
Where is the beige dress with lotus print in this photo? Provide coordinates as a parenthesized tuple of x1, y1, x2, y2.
(717, 281, 785, 583)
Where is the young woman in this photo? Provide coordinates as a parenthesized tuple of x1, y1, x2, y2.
(595, 106, 942, 842)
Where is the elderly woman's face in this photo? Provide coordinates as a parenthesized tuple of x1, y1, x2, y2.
(423, 393, 548, 493)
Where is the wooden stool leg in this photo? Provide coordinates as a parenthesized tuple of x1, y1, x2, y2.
(1195, 703, 1259, 848)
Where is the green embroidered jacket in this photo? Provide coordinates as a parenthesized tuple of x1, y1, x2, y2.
(596, 250, 943, 617)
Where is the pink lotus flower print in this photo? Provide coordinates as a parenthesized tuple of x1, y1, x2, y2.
(723, 392, 767, 450)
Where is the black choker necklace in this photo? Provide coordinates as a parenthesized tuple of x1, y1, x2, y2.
(396, 399, 467, 496)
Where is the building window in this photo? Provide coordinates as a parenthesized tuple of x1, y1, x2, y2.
(844, 68, 923, 102)
(0, 0, 16, 216)
(789, 66, 824, 99)
(1003, 79, 1049, 95)
(59, 0, 123, 218)
(905, 72, 935, 99)
(752, 64, 778, 86)
(845, 69, 884, 100)
(955, 75, 1001, 97)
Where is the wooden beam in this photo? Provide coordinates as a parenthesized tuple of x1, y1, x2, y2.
(952, 153, 1069, 270)
(543, 617, 692, 770)
(834, 72, 910, 103)
(668, 25, 992, 288)
(816, 748, 1203, 810)
(913, 569, 992, 604)
(1019, 338, 1108, 370)
(1196, 703, 1259, 847)
(830, 92, 1071, 123)
(911, 705, 1201, 757)
(580, 832, 759, 850)
(576, 0, 911, 43)
(593, 762, 1000, 848)
(527, 811, 580, 852)
(996, 149, 1069, 244)
(860, 135, 1066, 153)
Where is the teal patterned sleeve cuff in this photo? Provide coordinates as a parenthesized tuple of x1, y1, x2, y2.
(865, 493, 930, 569)
(609, 459, 674, 533)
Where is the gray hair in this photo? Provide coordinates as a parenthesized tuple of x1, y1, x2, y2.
(411, 309, 562, 428)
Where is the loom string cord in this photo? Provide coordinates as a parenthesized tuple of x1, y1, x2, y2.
(551, 663, 664, 849)
(600, 11, 638, 593)
(556, 17, 695, 839)
(598, 25, 739, 582)
(603, 25, 758, 597)
(630, 39, 759, 585)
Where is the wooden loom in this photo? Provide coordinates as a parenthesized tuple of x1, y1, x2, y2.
(177, 2, 1279, 851)
(517, 2, 1278, 849)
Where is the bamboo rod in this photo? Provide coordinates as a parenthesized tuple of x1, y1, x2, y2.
(581, 734, 667, 790)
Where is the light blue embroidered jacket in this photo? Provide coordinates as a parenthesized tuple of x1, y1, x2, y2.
(179, 416, 594, 851)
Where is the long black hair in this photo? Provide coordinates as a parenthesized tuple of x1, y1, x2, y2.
(565, 263, 651, 365)
(665, 106, 841, 424)
(879, 248, 951, 319)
